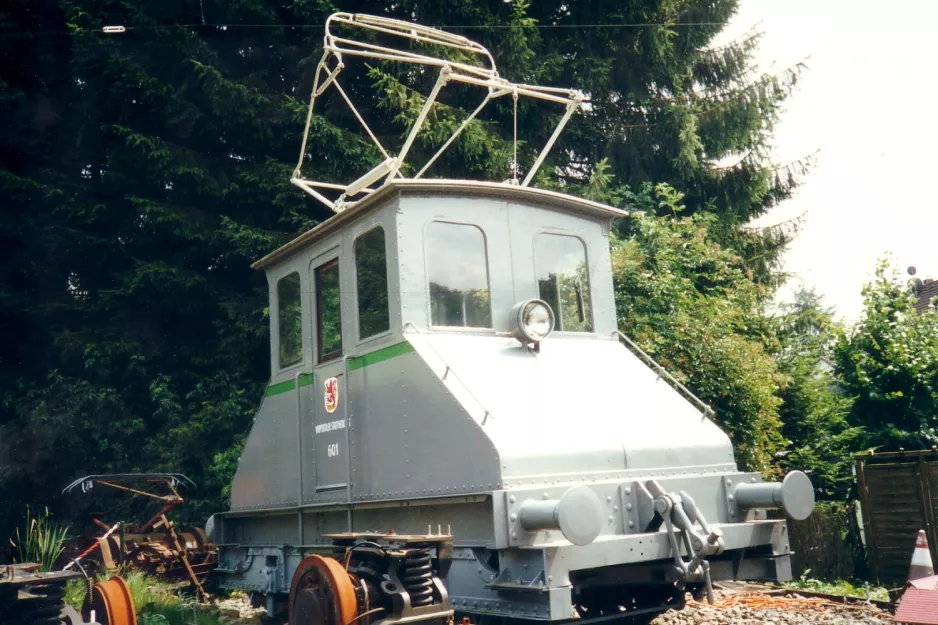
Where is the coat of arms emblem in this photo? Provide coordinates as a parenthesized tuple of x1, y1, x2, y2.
(324, 377, 339, 413)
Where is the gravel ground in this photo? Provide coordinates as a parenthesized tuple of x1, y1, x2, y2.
(652, 593, 892, 625)
(215, 595, 268, 625)
(212, 589, 894, 625)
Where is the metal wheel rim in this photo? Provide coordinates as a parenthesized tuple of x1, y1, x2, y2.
(288, 555, 359, 625)
(89, 576, 137, 625)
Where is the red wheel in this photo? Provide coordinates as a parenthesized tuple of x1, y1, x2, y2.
(289, 555, 360, 625)
(86, 576, 138, 625)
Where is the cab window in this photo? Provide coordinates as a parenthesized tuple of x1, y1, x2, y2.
(426, 222, 491, 328)
(315, 259, 342, 361)
(277, 272, 303, 368)
(355, 227, 390, 339)
(535, 234, 592, 332)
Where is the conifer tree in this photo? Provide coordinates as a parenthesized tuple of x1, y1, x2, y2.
(0, 0, 806, 525)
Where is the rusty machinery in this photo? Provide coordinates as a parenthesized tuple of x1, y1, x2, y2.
(61, 474, 215, 601)
(0, 563, 137, 625)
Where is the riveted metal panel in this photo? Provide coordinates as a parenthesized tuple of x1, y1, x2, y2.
(396, 194, 513, 332)
(505, 197, 617, 336)
(347, 349, 502, 500)
(311, 362, 348, 491)
(238, 513, 298, 545)
(395, 193, 618, 335)
(407, 333, 735, 485)
(539, 520, 787, 579)
(231, 390, 310, 511)
(491, 473, 759, 550)
(319, 497, 495, 544)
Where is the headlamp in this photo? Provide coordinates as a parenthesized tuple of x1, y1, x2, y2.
(510, 299, 554, 345)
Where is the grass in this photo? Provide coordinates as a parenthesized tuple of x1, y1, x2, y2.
(128, 571, 223, 625)
(65, 577, 89, 610)
(785, 570, 890, 602)
(11, 506, 70, 571)
(65, 571, 223, 625)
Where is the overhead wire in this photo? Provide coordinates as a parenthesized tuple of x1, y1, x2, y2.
(121, 21, 732, 31)
(0, 20, 733, 38)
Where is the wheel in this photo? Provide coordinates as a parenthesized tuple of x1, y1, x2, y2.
(289, 555, 359, 625)
(85, 576, 137, 625)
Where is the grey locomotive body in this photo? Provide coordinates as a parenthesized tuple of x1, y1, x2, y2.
(208, 179, 814, 624)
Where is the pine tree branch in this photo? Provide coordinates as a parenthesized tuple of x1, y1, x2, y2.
(769, 150, 819, 180)
(742, 210, 807, 235)
(693, 58, 809, 104)
(699, 22, 763, 55)
(711, 148, 759, 171)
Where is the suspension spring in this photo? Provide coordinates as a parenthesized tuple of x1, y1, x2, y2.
(400, 549, 434, 607)
(21, 582, 67, 625)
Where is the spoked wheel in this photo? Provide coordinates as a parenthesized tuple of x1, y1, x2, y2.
(86, 576, 138, 625)
(289, 555, 359, 625)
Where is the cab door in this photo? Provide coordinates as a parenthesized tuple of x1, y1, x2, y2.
(310, 255, 349, 492)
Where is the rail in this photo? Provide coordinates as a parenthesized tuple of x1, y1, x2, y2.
(612, 330, 714, 418)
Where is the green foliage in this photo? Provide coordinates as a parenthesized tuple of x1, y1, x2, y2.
(834, 261, 938, 450)
(65, 578, 87, 610)
(774, 288, 860, 499)
(0, 0, 303, 529)
(123, 572, 222, 625)
(11, 507, 70, 572)
(786, 572, 889, 602)
(610, 183, 785, 473)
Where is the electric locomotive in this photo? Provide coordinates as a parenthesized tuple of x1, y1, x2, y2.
(206, 13, 815, 625)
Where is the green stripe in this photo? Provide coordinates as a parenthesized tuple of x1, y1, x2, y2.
(265, 372, 314, 397)
(264, 342, 413, 395)
(348, 341, 414, 371)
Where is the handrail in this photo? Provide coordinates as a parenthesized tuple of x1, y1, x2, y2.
(612, 330, 715, 418)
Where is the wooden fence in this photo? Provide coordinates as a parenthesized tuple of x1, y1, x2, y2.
(856, 450, 938, 585)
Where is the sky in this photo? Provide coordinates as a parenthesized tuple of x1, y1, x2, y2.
(715, 0, 938, 322)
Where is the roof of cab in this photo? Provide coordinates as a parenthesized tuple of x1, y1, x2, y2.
(251, 178, 629, 271)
